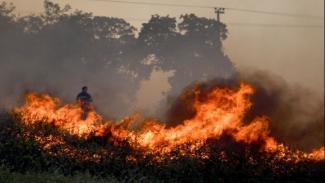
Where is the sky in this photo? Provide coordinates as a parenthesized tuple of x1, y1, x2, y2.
(6, 0, 325, 104)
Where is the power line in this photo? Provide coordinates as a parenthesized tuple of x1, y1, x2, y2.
(226, 7, 323, 19)
(93, 0, 324, 19)
(94, 0, 213, 9)
(110, 17, 324, 29)
(227, 23, 324, 28)
(112, 17, 324, 29)
(13, 7, 324, 29)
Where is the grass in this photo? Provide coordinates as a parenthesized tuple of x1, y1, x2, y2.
(0, 112, 324, 183)
(0, 167, 119, 183)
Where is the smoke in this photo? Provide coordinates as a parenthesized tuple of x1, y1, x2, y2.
(0, 1, 322, 151)
(0, 1, 236, 119)
(240, 70, 324, 151)
(0, 39, 139, 119)
(0, 1, 144, 118)
(165, 69, 324, 151)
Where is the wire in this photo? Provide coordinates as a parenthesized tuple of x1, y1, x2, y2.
(227, 23, 324, 28)
(107, 17, 324, 29)
(225, 8, 323, 19)
(13, 4, 325, 29)
(94, 0, 213, 9)
(93, 0, 324, 19)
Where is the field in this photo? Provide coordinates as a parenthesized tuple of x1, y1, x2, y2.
(0, 110, 324, 183)
(1, 82, 324, 183)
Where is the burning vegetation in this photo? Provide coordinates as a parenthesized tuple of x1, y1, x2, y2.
(0, 1, 323, 181)
(13, 82, 324, 161)
(0, 80, 323, 182)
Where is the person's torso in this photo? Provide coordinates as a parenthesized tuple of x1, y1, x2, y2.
(78, 92, 91, 101)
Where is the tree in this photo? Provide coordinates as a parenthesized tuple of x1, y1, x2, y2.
(0, 1, 235, 118)
(138, 15, 180, 57)
(179, 14, 227, 50)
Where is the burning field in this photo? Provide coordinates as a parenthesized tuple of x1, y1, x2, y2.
(0, 80, 323, 182)
(0, 1, 323, 182)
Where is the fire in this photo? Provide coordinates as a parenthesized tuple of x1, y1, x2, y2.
(308, 147, 325, 161)
(14, 82, 324, 162)
(14, 92, 108, 136)
(128, 83, 256, 154)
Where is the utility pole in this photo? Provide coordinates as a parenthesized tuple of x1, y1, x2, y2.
(214, 7, 225, 48)
(214, 7, 225, 22)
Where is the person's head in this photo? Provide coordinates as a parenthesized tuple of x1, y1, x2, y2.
(82, 86, 88, 92)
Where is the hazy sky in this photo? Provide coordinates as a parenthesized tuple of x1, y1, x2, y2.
(6, 0, 325, 98)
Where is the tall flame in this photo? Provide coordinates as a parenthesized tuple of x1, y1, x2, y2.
(14, 82, 324, 162)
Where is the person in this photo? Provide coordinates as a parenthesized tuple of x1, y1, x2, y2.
(76, 86, 93, 103)
(76, 86, 93, 120)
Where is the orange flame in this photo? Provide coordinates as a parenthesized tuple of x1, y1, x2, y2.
(14, 82, 324, 162)
(15, 92, 109, 136)
(308, 147, 325, 161)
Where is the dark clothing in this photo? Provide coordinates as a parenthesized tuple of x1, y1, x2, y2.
(76, 91, 93, 102)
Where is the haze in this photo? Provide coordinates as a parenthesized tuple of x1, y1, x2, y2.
(6, 0, 324, 108)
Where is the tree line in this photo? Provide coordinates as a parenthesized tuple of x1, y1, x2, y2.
(0, 0, 235, 118)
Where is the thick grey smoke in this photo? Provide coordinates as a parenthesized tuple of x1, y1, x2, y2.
(0, 1, 234, 119)
(165, 69, 324, 151)
(0, 1, 140, 118)
(240, 70, 324, 151)
(1, 1, 322, 151)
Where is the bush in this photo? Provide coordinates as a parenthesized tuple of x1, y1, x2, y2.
(0, 112, 324, 182)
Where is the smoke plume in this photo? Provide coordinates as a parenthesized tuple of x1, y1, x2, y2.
(166, 70, 324, 151)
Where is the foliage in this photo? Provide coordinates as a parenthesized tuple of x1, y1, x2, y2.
(0, 1, 235, 117)
(0, 113, 324, 182)
(0, 2, 323, 182)
(0, 167, 119, 183)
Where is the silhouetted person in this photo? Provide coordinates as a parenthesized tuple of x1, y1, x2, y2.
(77, 86, 92, 102)
(76, 86, 93, 120)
